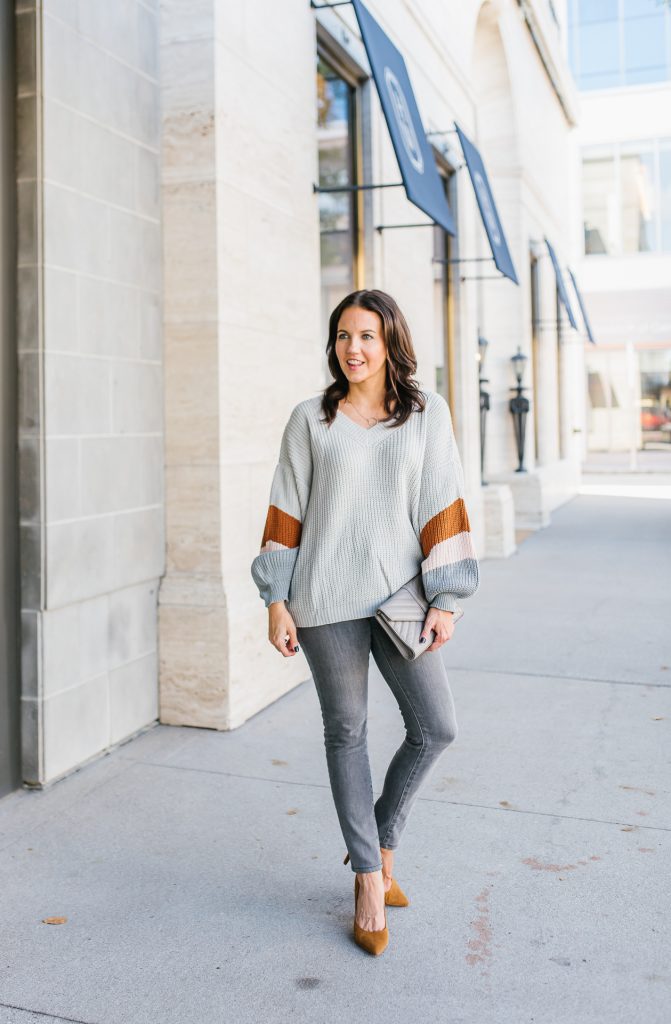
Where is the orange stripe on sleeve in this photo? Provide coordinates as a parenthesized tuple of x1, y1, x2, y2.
(419, 497, 471, 557)
(261, 504, 302, 550)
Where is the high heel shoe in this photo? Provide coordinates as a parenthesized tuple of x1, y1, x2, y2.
(353, 873, 388, 956)
(343, 851, 410, 907)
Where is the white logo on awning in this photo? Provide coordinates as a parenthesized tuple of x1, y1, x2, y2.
(473, 171, 502, 247)
(383, 66, 424, 174)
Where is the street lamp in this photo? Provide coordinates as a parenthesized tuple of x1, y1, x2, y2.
(509, 345, 529, 473)
(477, 334, 490, 486)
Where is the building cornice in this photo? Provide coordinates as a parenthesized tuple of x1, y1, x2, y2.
(516, 0, 579, 126)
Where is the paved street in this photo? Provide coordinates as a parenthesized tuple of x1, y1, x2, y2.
(1, 464, 669, 1024)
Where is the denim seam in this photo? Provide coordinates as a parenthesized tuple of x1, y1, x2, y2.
(379, 738, 428, 848)
(362, 726, 379, 859)
(373, 633, 429, 848)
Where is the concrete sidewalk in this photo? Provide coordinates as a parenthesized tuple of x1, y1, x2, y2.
(1, 477, 669, 1024)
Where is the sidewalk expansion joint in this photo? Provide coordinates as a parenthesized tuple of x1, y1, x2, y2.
(0, 1001, 97, 1024)
(447, 665, 670, 689)
(129, 759, 671, 833)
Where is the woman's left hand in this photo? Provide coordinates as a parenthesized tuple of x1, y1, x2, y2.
(420, 608, 455, 653)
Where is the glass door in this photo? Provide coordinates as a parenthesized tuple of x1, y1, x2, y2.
(316, 52, 360, 348)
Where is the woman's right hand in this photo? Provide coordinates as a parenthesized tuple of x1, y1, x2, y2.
(268, 601, 300, 657)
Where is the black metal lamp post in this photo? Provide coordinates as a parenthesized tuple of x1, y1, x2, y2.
(478, 334, 490, 486)
(509, 346, 529, 473)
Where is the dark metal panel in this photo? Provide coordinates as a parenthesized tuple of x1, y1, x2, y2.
(0, 0, 21, 797)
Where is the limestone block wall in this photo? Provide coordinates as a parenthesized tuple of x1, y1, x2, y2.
(158, 0, 324, 732)
(16, 0, 163, 785)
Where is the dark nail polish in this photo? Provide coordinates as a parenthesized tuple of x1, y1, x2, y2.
(419, 637, 426, 644)
(294, 644, 300, 652)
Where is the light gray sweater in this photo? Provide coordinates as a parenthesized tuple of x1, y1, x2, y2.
(250, 389, 480, 628)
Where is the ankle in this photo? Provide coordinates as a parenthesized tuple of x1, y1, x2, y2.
(357, 869, 383, 886)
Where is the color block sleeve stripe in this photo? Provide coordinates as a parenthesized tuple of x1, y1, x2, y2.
(418, 393, 480, 612)
(250, 403, 312, 608)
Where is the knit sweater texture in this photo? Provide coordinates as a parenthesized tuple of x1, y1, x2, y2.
(250, 389, 480, 628)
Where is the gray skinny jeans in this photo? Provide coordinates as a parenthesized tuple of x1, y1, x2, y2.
(295, 616, 458, 874)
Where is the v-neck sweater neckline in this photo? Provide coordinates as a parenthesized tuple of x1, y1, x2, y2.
(334, 406, 401, 446)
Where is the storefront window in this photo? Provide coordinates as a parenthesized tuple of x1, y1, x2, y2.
(316, 53, 359, 341)
(432, 173, 454, 403)
(582, 138, 671, 255)
(620, 147, 656, 252)
(639, 348, 671, 446)
(585, 347, 630, 450)
(583, 155, 618, 253)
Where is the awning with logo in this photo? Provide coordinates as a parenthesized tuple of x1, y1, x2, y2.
(312, 1, 457, 233)
(348, 0, 456, 235)
(567, 268, 596, 344)
(454, 124, 519, 285)
(545, 239, 578, 330)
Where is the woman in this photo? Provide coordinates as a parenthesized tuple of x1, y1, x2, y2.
(250, 289, 480, 956)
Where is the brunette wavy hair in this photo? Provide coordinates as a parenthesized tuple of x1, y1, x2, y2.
(320, 289, 427, 428)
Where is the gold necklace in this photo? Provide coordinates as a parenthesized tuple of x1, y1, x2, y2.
(344, 396, 382, 427)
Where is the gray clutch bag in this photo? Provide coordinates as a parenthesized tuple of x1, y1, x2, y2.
(375, 572, 464, 661)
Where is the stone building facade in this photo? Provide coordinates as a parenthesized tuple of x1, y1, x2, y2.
(1, 0, 586, 795)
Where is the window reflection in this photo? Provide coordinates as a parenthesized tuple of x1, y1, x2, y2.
(639, 348, 671, 446)
(432, 176, 453, 401)
(568, 0, 671, 90)
(316, 55, 358, 342)
(433, 224, 448, 398)
(578, 20, 620, 89)
(578, 0, 617, 22)
(583, 157, 617, 254)
(624, 13, 667, 85)
(582, 139, 671, 255)
(620, 149, 655, 252)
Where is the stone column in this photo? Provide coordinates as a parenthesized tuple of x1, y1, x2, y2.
(158, 1, 323, 730)
(158, 2, 228, 728)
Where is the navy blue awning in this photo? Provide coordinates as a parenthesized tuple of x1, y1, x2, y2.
(454, 124, 518, 285)
(351, 0, 456, 235)
(568, 268, 596, 344)
(545, 239, 578, 330)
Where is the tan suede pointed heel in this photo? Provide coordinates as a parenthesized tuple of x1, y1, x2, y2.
(343, 851, 410, 907)
(353, 874, 389, 956)
(383, 875, 410, 907)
